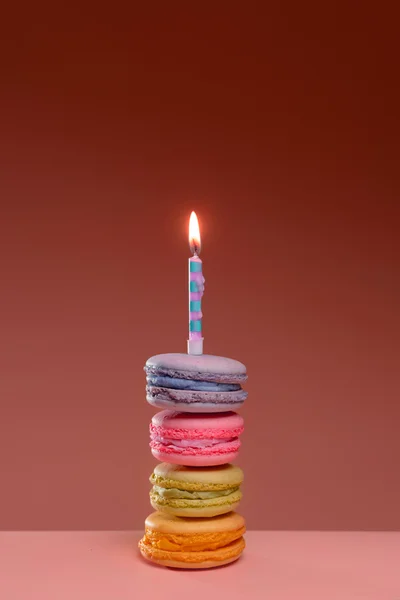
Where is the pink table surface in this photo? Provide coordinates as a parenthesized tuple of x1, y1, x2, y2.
(1, 531, 399, 600)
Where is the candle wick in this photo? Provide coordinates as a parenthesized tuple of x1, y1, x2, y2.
(190, 241, 201, 256)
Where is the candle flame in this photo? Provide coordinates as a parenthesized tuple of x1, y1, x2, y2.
(189, 211, 201, 255)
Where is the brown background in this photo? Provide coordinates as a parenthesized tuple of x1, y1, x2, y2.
(1, 3, 399, 530)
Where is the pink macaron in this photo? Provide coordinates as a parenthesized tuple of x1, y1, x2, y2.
(149, 410, 244, 466)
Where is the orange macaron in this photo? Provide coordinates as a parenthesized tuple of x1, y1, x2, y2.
(139, 511, 245, 569)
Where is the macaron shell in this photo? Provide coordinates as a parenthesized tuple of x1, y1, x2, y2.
(145, 353, 247, 382)
(139, 538, 245, 569)
(147, 397, 245, 413)
(138, 537, 245, 569)
(146, 386, 247, 413)
(150, 500, 242, 518)
(144, 510, 245, 535)
(141, 555, 242, 569)
(151, 410, 244, 437)
(152, 463, 244, 489)
(151, 448, 239, 466)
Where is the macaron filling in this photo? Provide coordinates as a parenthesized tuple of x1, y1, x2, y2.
(150, 488, 242, 512)
(147, 375, 241, 392)
(150, 435, 241, 455)
(152, 485, 239, 500)
(155, 436, 238, 448)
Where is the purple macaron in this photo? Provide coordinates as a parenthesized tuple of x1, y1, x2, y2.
(144, 353, 247, 413)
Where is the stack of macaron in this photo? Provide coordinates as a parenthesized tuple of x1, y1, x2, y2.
(139, 353, 247, 569)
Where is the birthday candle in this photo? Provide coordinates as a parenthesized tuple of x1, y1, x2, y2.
(187, 211, 205, 355)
